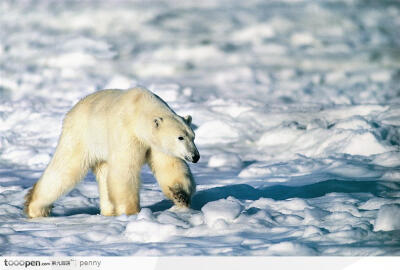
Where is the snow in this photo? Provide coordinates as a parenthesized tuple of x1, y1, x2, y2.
(201, 198, 243, 226)
(374, 204, 400, 232)
(125, 218, 181, 243)
(265, 241, 317, 256)
(208, 153, 242, 169)
(196, 120, 241, 145)
(1, 0, 400, 256)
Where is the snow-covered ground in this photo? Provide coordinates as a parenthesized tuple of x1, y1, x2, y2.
(1, 0, 400, 256)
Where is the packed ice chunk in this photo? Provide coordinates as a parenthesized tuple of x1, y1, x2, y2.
(208, 153, 242, 169)
(340, 132, 388, 156)
(303, 208, 330, 224)
(257, 128, 302, 147)
(105, 75, 135, 89)
(334, 116, 371, 130)
(196, 120, 240, 144)
(325, 71, 346, 84)
(201, 198, 243, 226)
(370, 71, 391, 82)
(136, 208, 154, 221)
(44, 52, 97, 68)
(238, 163, 273, 178)
(125, 219, 180, 242)
(266, 241, 317, 256)
(148, 83, 181, 102)
(291, 32, 315, 46)
(359, 198, 400, 211)
(232, 23, 275, 43)
(302, 225, 324, 238)
(374, 204, 400, 231)
(372, 152, 400, 167)
(157, 211, 191, 228)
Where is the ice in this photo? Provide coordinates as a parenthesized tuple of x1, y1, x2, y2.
(374, 204, 400, 232)
(334, 116, 371, 130)
(259, 242, 317, 256)
(196, 120, 241, 145)
(302, 225, 324, 238)
(136, 208, 155, 221)
(125, 220, 180, 243)
(373, 152, 400, 167)
(1, 0, 400, 256)
(201, 198, 243, 227)
(105, 75, 136, 90)
(340, 132, 388, 156)
(290, 32, 315, 46)
(232, 23, 275, 43)
(359, 198, 400, 211)
(370, 71, 392, 82)
(257, 128, 302, 147)
(207, 153, 242, 169)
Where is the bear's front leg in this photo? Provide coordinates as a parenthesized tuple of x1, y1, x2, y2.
(147, 149, 196, 208)
(92, 161, 115, 216)
(106, 140, 146, 216)
(107, 161, 140, 216)
(107, 164, 141, 216)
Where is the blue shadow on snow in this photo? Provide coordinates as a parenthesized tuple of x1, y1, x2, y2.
(148, 179, 397, 212)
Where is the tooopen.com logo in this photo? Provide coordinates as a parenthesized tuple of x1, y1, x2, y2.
(4, 259, 41, 268)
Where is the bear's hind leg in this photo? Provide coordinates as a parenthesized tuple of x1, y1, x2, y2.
(25, 136, 89, 218)
(92, 162, 115, 216)
(147, 149, 196, 208)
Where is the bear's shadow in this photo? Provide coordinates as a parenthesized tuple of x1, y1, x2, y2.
(147, 179, 389, 212)
(54, 179, 392, 216)
(53, 207, 100, 217)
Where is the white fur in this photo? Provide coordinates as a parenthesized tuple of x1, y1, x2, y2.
(25, 87, 198, 218)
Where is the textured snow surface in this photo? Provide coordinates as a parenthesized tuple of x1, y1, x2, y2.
(1, 0, 400, 256)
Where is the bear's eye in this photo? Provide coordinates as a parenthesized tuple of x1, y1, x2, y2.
(178, 136, 184, 141)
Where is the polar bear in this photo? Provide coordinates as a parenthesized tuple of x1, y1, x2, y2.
(24, 87, 200, 218)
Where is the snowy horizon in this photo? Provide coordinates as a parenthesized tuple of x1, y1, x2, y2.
(1, 0, 400, 256)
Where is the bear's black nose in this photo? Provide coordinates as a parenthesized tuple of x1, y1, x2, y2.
(192, 153, 200, 163)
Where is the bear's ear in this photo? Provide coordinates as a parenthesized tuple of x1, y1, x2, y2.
(153, 117, 163, 128)
(184, 115, 192, 125)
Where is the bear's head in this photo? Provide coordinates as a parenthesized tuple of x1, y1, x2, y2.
(151, 115, 200, 163)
